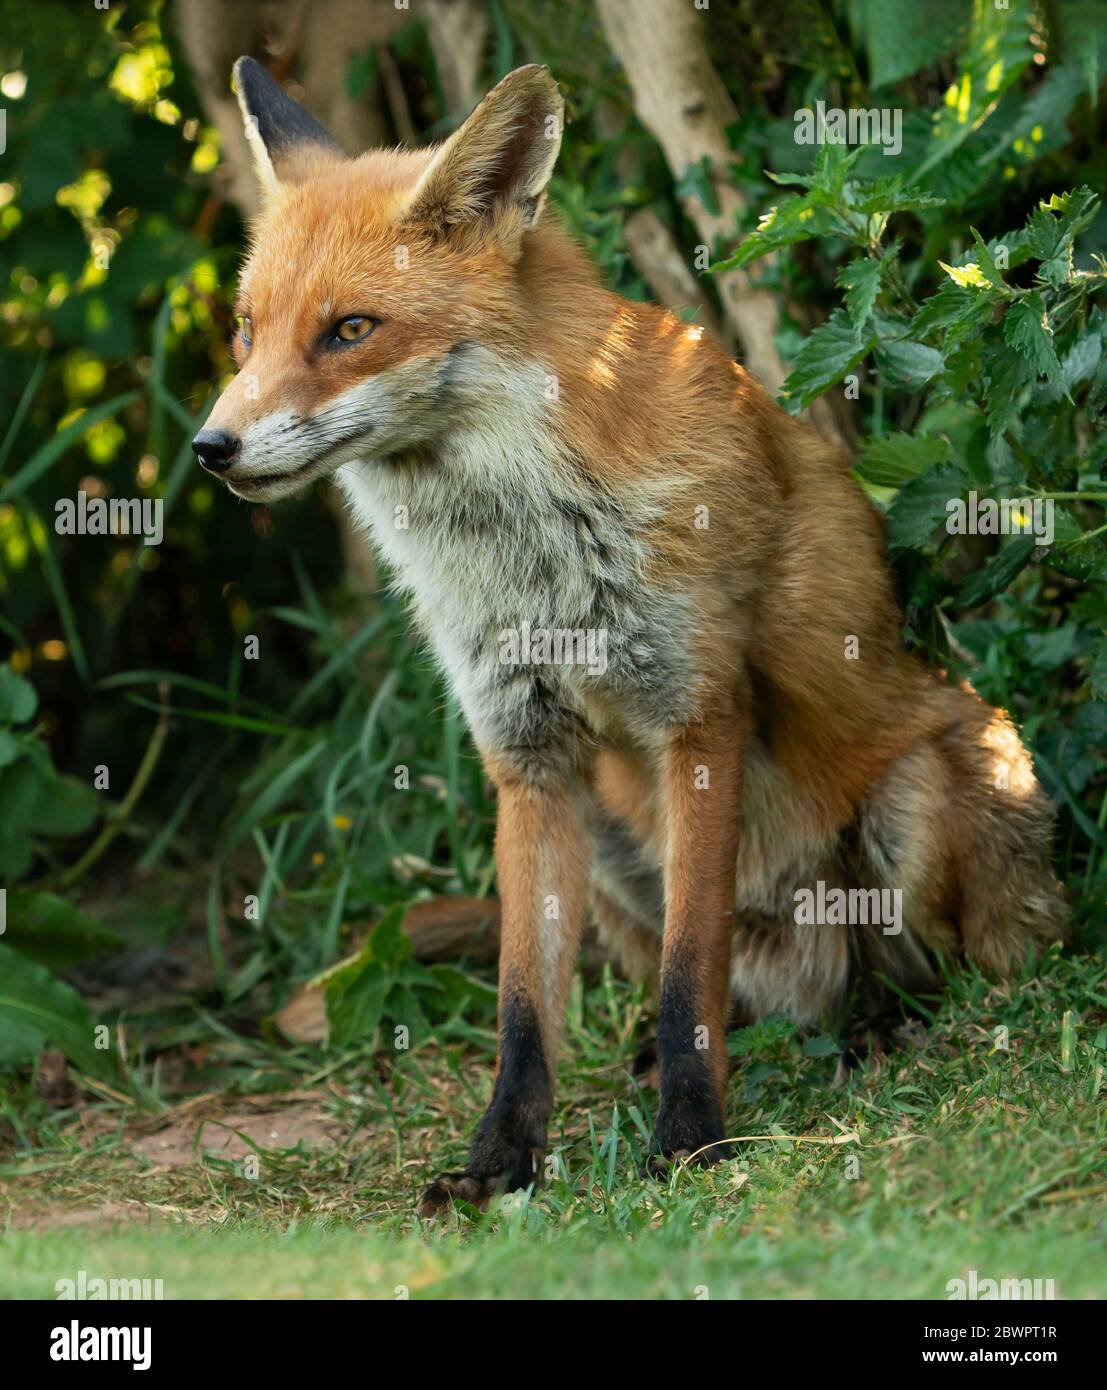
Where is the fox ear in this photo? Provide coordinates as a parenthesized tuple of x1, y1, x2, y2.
(233, 56, 343, 195)
(403, 64, 563, 240)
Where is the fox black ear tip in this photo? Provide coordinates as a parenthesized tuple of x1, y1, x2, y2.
(233, 56, 264, 87)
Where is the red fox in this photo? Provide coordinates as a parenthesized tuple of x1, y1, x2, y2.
(196, 58, 1068, 1217)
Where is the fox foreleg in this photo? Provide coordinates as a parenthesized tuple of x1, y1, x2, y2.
(418, 751, 593, 1217)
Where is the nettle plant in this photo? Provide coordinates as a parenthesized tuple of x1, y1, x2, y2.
(716, 148, 1107, 910)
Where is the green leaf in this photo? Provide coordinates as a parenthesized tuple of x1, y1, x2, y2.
(0, 759, 99, 846)
(983, 349, 1033, 437)
(28, 774, 100, 836)
(876, 338, 944, 388)
(0, 835, 33, 879)
(1025, 625, 1082, 671)
(782, 309, 877, 411)
(426, 963, 498, 1014)
(968, 228, 1009, 289)
(1002, 293, 1064, 391)
(856, 433, 953, 489)
(323, 905, 438, 1048)
(0, 730, 23, 770)
(885, 463, 970, 550)
(836, 255, 883, 333)
(956, 536, 1037, 608)
(908, 1, 1032, 183)
(1048, 506, 1107, 583)
(769, 142, 859, 200)
(712, 195, 831, 272)
(1, 891, 121, 969)
(910, 279, 990, 343)
(1090, 635, 1107, 701)
(851, 177, 944, 216)
(326, 964, 390, 1048)
(1062, 332, 1101, 392)
(1024, 186, 1099, 288)
(0, 667, 39, 724)
(0, 761, 42, 859)
(862, 0, 965, 87)
(0, 943, 114, 1078)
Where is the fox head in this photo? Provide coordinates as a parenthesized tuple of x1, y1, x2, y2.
(192, 57, 564, 501)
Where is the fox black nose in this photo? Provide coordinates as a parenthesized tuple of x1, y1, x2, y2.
(191, 428, 240, 473)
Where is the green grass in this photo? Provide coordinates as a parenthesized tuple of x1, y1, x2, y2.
(3, 565, 1104, 1299)
(2, 946, 1105, 1299)
(1, 1215, 1098, 1300)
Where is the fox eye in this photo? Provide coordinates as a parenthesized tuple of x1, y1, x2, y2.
(330, 316, 378, 345)
(237, 314, 253, 348)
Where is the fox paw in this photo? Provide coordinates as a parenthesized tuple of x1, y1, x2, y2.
(646, 1088, 729, 1176)
(643, 1142, 731, 1179)
(414, 1156, 539, 1223)
(417, 1171, 502, 1219)
(417, 1145, 543, 1219)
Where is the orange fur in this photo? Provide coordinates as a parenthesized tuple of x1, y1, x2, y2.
(208, 60, 1068, 1212)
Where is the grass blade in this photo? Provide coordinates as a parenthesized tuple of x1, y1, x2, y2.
(0, 392, 139, 503)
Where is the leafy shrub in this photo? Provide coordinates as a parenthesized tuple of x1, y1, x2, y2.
(716, 151, 1107, 930)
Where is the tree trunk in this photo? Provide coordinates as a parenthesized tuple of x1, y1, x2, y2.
(594, 0, 785, 392)
(424, 0, 490, 116)
(594, 0, 851, 450)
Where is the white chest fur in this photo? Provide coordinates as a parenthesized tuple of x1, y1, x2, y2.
(338, 353, 696, 766)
